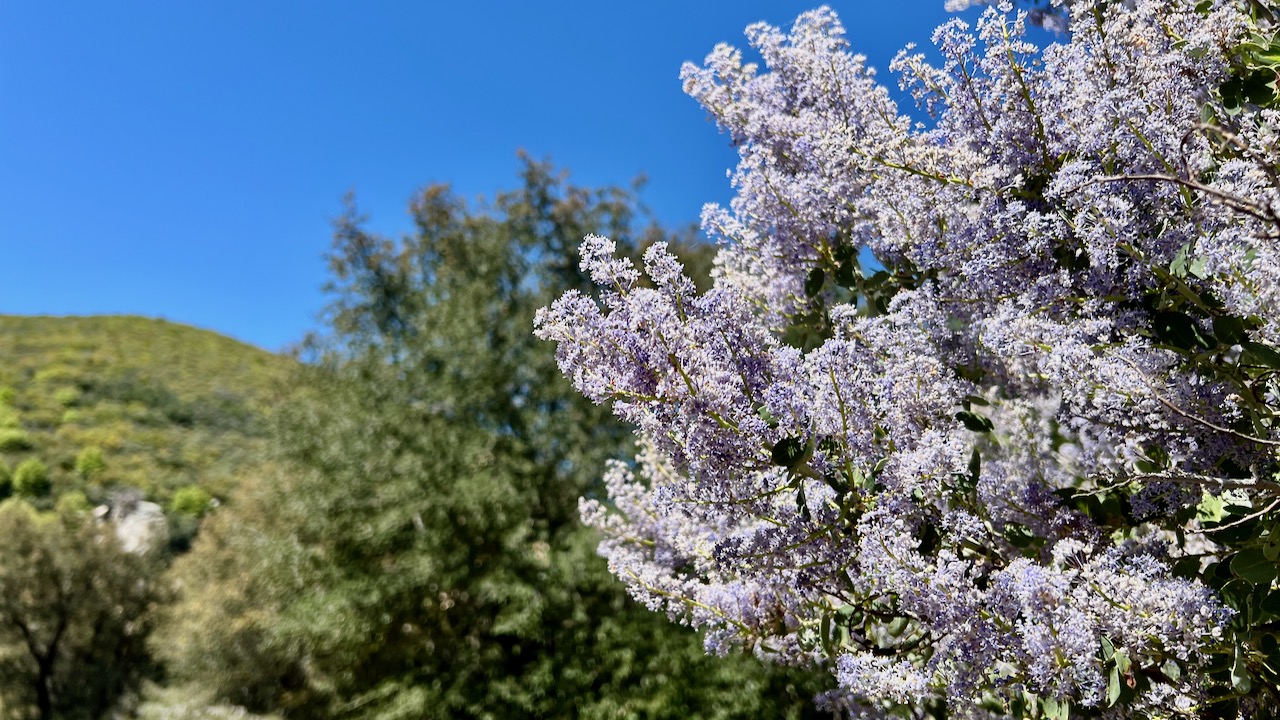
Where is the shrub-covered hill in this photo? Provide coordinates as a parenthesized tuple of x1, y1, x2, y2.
(0, 315, 293, 517)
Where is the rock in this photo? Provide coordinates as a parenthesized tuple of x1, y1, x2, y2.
(95, 491, 170, 553)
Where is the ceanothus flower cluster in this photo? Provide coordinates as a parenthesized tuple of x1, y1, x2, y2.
(537, 1, 1280, 716)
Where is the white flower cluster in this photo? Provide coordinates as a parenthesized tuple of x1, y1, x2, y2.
(538, 1, 1279, 715)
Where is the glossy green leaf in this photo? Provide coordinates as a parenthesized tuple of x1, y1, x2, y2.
(1232, 549, 1278, 586)
(1107, 666, 1121, 707)
(1214, 315, 1247, 346)
(772, 435, 810, 468)
(1002, 523, 1036, 548)
(1243, 341, 1280, 369)
(955, 411, 993, 433)
(1232, 644, 1254, 693)
(1152, 311, 1212, 351)
(805, 268, 825, 297)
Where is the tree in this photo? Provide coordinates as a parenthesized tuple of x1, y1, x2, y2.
(161, 157, 831, 719)
(12, 459, 49, 499)
(74, 446, 106, 482)
(169, 485, 212, 517)
(0, 500, 166, 719)
(537, 2, 1280, 717)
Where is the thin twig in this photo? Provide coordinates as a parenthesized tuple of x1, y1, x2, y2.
(1205, 496, 1280, 534)
(1114, 354, 1280, 448)
(1120, 471, 1280, 494)
(1068, 174, 1275, 226)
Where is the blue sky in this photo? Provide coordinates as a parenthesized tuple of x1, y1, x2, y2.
(0, 2, 981, 351)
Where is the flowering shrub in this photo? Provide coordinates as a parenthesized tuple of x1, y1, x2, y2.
(538, 1, 1280, 717)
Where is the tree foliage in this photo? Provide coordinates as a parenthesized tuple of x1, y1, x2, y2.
(12, 459, 49, 499)
(0, 500, 167, 719)
(0, 317, 295, 717)
(161, 157, 831, 719)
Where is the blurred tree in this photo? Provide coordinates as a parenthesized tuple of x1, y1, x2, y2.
(169, 486, 213, 518)
(160, 156, 831, 719)
(12, 459, 49, 499)
(0, 428, 33, 452)
(0, 500, 166, 719)
(74, 446, 106, 482)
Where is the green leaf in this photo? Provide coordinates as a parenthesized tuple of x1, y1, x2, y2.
(821, 470, 847, 494)
(1263, 633, 1280, 672)
(955, 411, 994, 433)
(1114, 648, 1131, 676)
(1221, 579, 1255, 613)
(833, 262, 859, 289)
(1199, 494, 1227, 523)
(1171, 556, 1201, 580)
(1232, 644, 1254, 693)
(1264, 532, 1280, 562)
(1232, 549, 1278, 586)
(819, 614, 833, 656)
(1100, 635, 1116, 662)
(804, 268, 825, 298)
(1107, 666, 1122, 707)
(1042, 697, 1070, 720)
(1170, 243, 1189, 277)
(1242, 341, 1280, 369)
(1213, 315, 1248, 346)
(1152, 311, 1212, 351)
(1223, 498, 1255, 516)
(1189, 255, 1209, 279)
(871, 457, 889, 479)
(1134, 458, 1160, 473)
(772, 435, 810, 469)
(1002, 523, 1037, 548)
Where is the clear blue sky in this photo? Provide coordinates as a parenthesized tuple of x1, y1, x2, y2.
(0, 2, 981, 352)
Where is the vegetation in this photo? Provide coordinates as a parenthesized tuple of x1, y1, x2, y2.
(538, 2, 1280, 717)
(14, 0, 1280, 716)
(0, 316, 293, 717)
(0, 170, 815, 718)
(12, 459, 49, 498)
(0, 500, 167, 720)
(160, 157, 832, 719)
(0, 315, 291, 507)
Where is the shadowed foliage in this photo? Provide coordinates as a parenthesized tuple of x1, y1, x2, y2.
(0, 500, 168, 720)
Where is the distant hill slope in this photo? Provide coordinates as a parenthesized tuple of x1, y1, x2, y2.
(0, 315, 294, 515)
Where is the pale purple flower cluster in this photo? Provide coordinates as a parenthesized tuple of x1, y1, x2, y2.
(537, 0, 1276, 715)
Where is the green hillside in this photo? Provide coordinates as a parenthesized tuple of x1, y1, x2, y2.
(0, 315, 293, 514)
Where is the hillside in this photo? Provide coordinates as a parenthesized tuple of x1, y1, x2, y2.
(0, 315, 294, 518)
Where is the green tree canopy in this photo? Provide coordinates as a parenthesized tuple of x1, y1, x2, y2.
(12, 459, 49, 499)
(0, 500, 166, 719)
(161, 156, 830, 719)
